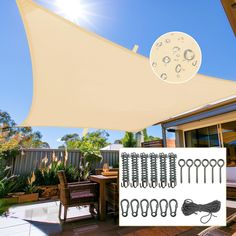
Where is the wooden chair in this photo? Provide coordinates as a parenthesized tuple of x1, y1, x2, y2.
(105, 171, 119, 222)
(57, 170, 98, 222)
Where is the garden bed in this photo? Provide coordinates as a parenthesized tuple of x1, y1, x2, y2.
(18, 193, 39, 203)
(0, 189, 56, 215)
(38, 185, 59, 200)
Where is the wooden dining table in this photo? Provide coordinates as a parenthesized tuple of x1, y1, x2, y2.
(90, 174, 118, 221)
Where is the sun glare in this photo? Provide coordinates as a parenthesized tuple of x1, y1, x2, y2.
(54, 0, 90, 24)
(37, 0, 104, 27)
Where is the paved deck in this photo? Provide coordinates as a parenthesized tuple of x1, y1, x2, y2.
(0, 201, 235, 236)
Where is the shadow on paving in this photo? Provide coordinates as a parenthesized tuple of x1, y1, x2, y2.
(24, 219, 62, 235)
(50, 216, 192, 236)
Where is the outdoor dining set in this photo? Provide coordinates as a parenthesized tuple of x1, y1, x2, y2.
(57, 166, 119, 222)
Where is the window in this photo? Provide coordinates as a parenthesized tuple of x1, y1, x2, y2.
(221, 121, 236, 166)
(184, 125, 220, 147)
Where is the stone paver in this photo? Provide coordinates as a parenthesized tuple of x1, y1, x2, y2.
(0, 200, 235, 235)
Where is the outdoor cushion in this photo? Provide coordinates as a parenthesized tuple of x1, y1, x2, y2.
(70, 191, 96, 200)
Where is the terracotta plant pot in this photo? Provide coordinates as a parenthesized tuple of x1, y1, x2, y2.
(18, 193, 39, 203)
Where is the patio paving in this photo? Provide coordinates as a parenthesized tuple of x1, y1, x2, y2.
(0, 200, 235, 236)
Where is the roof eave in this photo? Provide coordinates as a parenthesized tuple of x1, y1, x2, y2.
(154, 96, 236, 126)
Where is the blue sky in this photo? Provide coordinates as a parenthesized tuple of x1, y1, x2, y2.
(0, 0, 236, 148)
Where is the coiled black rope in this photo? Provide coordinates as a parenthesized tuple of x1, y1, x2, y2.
(181, 199, 221, 224)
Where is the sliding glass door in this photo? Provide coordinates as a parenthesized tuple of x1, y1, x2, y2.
(184, 120, 236, 166)
(221, 121, 236, 167)
(184, 125, 220, 147)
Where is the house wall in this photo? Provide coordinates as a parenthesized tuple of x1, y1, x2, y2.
(167, 111, 236, 184)
(166, 139, 176, 147)
(161, 105, 236, 192)
(177, 110, 236, 132)
(175, 130, 184, 147)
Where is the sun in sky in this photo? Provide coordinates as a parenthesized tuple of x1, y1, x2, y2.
(36, 0, 106, 27)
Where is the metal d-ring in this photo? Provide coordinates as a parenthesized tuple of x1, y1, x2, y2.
(202, 159, 209, 183)
(178, 159, 185, 184)
(169, 199, 178, 217)
(150, 199, 158, 217)
(217, 159, 225, 183)
(194, 159, 201, 184)
(186, 159, 193, 184)
(210, 159, 217, 184)
(160, 199, 168, 217)
(131, 199, 139, 217)
(140, 199, 149, 217)
(120, 199, 129, 217)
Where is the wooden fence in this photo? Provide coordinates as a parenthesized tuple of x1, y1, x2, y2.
(141, 140, 163, 147)
(12, 149, 119, 175)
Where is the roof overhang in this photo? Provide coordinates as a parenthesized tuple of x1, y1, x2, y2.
(159, 96, 236, 128)
(221, 0, 236, 36)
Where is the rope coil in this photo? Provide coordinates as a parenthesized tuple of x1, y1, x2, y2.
(181, 199, 221, 224)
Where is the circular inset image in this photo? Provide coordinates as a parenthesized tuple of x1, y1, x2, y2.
(149, 32, 202, 84)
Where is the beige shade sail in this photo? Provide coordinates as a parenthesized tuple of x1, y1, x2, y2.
(17, 0, 236, 132)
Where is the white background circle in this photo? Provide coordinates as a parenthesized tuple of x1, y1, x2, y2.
(150, 32, 202, 84)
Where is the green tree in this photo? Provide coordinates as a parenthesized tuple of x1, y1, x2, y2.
(78, 141, 103, 180)
(142, 128, 160, 142)
(147, 135, 160, 141)
(0, 110, 17, 138)
(0, 111, 46, 175)
(142, 128, 149, 142)
(122, 132, 137, 147)
(114, 139, 122, 144)
(58, 145, 66, 149)
(62, 130, 109, 150)
(0, 110, 49, 159)
(19, 129, 50, 148)
(61, 133, 79, 142)
(60, 130, 109, 180)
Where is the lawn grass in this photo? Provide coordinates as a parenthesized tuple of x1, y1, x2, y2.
(0, 204, 12, 215)
(0, 197, 18, 216)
